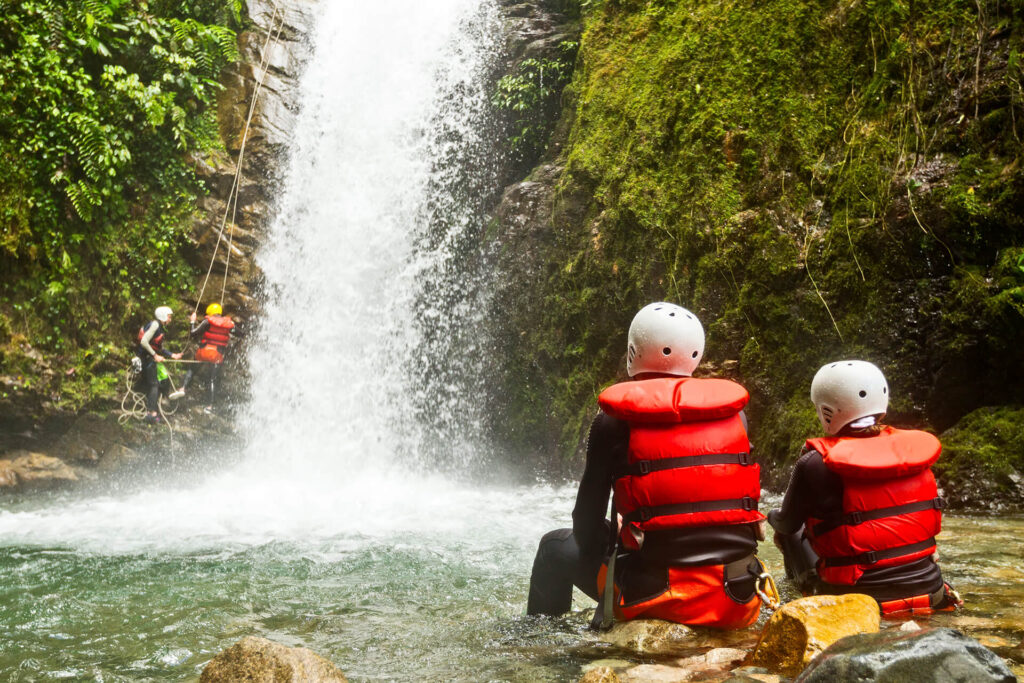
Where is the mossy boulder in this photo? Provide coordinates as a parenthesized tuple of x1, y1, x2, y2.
(935, 405, 1024, 509)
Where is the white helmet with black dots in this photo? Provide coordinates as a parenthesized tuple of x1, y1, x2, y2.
(626, 302, 705, 377)
(810, 360, 889, 435)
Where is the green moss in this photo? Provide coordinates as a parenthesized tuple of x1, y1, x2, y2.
(935, 405, 1024, 509)
(494, 0, 1024, 490)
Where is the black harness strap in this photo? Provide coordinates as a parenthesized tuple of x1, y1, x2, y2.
(622, 496, 758, 524)
(821, 537, 937, 568)
(616, 452, 751, 478)
(811, 497, 945, 537)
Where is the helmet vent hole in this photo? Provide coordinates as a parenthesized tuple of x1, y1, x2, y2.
(859, 390, 867, 398)
(662, 347, 672, 356)
(691, 350, 699, 358)
(883, 387, 887, 394)
(669, 311, 676, 317)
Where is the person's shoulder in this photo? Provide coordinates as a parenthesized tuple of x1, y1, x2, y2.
(589, 410, 629, 440)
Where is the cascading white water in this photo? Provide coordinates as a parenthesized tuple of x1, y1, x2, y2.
(0, 0, 554, 552)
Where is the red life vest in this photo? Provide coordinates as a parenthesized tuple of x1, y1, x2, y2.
(598, 377, 764, 543)
(201, 315, 234, 348)
(597, 376, 764, 629)
(803, 427, 944, 586)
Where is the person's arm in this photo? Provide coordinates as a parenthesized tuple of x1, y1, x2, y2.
(572, 412, 627, 561)
(190, 319, 209, 338)
(139, 322, 161, 360)
(768, 449, 838, 534)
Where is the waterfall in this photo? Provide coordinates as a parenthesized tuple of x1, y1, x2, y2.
(0, 0, 520, 551)
(244, 0, 502, 478)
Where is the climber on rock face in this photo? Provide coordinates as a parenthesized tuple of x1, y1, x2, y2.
(527, 302, 767, 629)
(136, 306, 182, 425)
(168, 302, 236, 413)
(767, 360, 962, 615)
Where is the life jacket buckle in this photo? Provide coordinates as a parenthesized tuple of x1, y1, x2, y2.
(639, 508, 652, 522)
(739, 452, 751, 466)
(864, 550, 878, 564)
(934, 497, 946, 510)
(848, 510, 864, 525)
(741, 496, 756, 511)
(638, 460, 651, 475)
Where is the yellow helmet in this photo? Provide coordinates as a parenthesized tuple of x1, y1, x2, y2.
(206, 302, 223, 316)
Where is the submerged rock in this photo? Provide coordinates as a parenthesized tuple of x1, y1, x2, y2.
(601, 619, 696, 655)
(200, 636, 347, 682)
(748, 594, 879, 677)
(579, 665, 621, 683)
(796, 627, 1016, 682)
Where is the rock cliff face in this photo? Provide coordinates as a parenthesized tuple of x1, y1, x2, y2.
(485, 0, 1024, 501)
(191, 0, 319, 319)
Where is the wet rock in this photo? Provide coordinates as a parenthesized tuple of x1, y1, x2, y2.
(748, 594, 879, 677)
(579, 665, 621, 683)
(602, 619, 697, 656)
(796, 627, 1016, 682)
(1, 451, 78, 490)
(200, 636, 347, 682)
(619, 663, 692, 682)
(899, 619, 922, 632)
(727, 666, 786, 682)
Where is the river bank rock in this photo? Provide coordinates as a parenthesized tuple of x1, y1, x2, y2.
(580, 666, 620, 683)
(796, 627, 1016, 682)
(748, 594, 880, 677)
(200, 636, 347, 683)
(0, 451, 78, 490)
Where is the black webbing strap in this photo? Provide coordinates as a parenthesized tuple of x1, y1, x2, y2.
(622, 496, 758, 524)
(822, 537, 937, 568)
(616, 452, 751, 478)
(811, 497, 945, 537)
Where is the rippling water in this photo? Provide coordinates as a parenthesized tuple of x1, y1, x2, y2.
(1, 486, 1022, 681)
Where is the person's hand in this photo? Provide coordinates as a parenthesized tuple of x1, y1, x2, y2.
(171, 352, 182, 360)
(153, 354, 165, 363)
(189, 312, 197, 323)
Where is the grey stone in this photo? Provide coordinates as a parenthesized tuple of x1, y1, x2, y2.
(796, 627, 1016, 682)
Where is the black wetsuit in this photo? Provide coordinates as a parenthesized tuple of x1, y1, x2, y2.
(135, 320, 169, 413)
(527, 411, 760, 616)
(767, 429, 946, 603)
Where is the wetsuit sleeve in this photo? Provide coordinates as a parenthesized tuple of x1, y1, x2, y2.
(190, 319, 210, 338)
(572, 412, 628, 562)
(139, 322, 159, 358)
(767, 449, 841, 534)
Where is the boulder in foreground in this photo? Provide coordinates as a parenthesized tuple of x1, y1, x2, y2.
(200, 636, 347, 683)
(796, 626, 1016, 682)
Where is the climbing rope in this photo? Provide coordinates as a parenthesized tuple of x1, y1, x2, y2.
(118, 360, 179, 434)
(195, 2, 287, 314)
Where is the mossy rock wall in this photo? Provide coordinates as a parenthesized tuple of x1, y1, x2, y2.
(489, 0, 1024, 497)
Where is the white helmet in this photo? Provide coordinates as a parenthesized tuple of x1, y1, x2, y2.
(627, 302, 705, 377)
(155, 306, 173, 323)
(810, 360, 889, 435)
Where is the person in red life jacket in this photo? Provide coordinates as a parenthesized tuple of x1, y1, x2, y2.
(168, 302, 236, 412)
(767, 360, 962, 616)
(527, 302, 767, 629)
(135, 306, 183, 425)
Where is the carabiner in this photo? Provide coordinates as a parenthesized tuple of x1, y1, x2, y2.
(756, 571, 782, 612)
